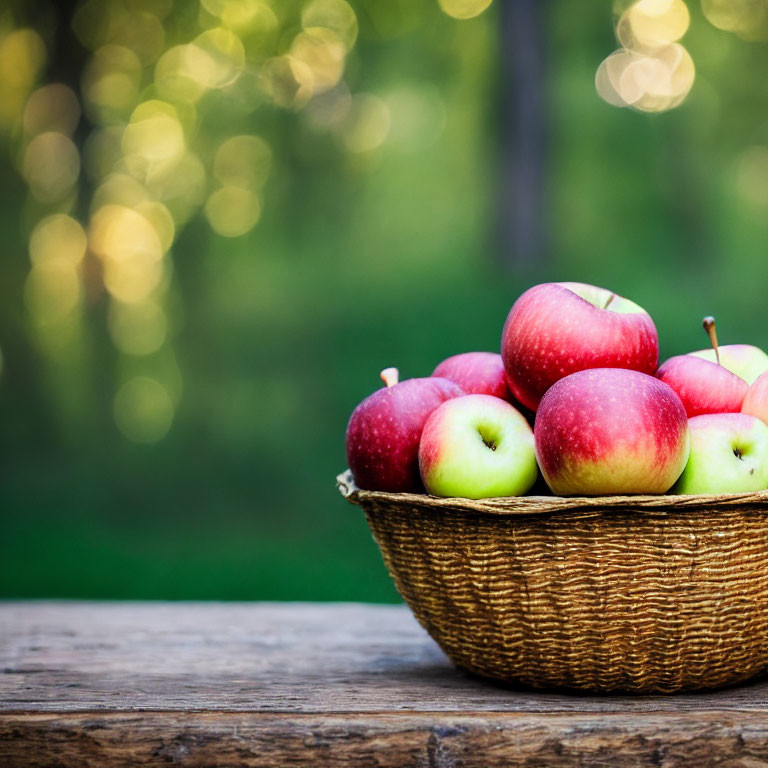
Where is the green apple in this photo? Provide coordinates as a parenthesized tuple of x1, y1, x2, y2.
(673, 413, 768, 494)
(418, 394, 537, 499)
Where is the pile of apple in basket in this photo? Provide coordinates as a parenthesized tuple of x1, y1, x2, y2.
(345, 282, 768, 499)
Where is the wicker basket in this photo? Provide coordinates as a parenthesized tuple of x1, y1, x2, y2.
(338, 470, 768, 693)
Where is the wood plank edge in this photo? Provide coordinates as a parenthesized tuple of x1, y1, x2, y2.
(3, 710, 768, 767)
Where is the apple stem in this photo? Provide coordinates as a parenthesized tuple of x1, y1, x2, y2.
(603, 293, 616, 310)
(702, 316, 720, 366)
(380, 367, 399, 388)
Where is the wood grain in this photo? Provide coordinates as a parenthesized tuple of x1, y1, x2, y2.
(4, 602, 768, 766)
(4, 712, 768, 768)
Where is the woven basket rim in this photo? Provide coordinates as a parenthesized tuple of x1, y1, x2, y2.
(337, 469, 768, 517)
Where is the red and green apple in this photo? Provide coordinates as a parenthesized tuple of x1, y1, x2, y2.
(656, 355, 747, 417)
(673, 413, 768, 494)
(534, 368, 689, 495)
(345, 368, 463, 492)
(419, 394, 537, 499)
(687, 318, 768, 386)
(688, 345, 768, 385)
(501, 282, 659, 411)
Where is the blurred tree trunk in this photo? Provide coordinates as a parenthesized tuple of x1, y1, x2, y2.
(497, 0, 549, 277)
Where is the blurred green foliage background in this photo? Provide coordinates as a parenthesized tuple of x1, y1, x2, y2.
(2, 0, 768, 601)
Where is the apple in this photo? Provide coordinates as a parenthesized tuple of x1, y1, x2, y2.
(688, 345, 768, 385)
(433, 352, 536, 428)
(432, 352, 515, 405)
(345, 368, 464, 493)
(686, 314, 768, 386)
(656, 355, 748, 417)
(432, 351, 514, 402)
(419, 394, 537, 499)
(673, 413, 768, 494)
(656, 317, 748, 417)
(534, 368, 689, 495)
(501, 282, 659, 411)
(742, 371, 768, 427)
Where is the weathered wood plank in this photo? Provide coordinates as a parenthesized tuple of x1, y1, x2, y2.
(3, 711, 768, 768)
(3, 602, 768, 714)
(5, 602, 768, 767)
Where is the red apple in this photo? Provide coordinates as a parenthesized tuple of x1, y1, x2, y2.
(742, 371, 768, 427)
(534, 368, 689, 495)
(501, 282, 659, 411)
(656, 355, 748, 417)
(689, 345, 768, 385)
(687, 316, 768, 386)
(345, 368, 464, 492)
(432, 352, 513, 402)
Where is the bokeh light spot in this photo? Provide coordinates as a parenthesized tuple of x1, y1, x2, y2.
(0, 28, 46, 89)
(135, 200, 176, 253)
(620, 0, 690, 49)
(154, 44, 210, 103)
(144, 151, 207, 225)
(620, 55, 670, 106)
(90, 204, 163, 261)
(122, 101, 186, 183)
(92, 173, 150, 211)
(114, 376, 174, 443)
(111, 10, 166, 65)
(108, 299, 167, 355)
(24, 259, 81, 326)
(595, 51, 635, 107)
(596, 42, 694, 111)
(202, 0, 276, 32)
(597, 0, 694, 112)
(103, 252, 164, 303)
(438, 0, 493, 20)
(81, 44, 142, 123)
(29, 214, 87, 266)
(261, 56, 315, 109)
(90, 204, 164, 302)
(205, 187, 261, 237)
(306, 82, 352, 128)
(23, 84, 81, 137)
(702, 0, 768, 41)
(72, 0, 126, 50)
(338, 94, 391, 153)
(290, 28, 347, 93)
(213, 135, 271, 190)
(22, 132, 80, 203)
(0, 28, 46, 126)
(192, 27, 246, 89)
(302, 0, 358, 50)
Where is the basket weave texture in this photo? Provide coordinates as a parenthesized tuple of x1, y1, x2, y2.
(338, 470, 768, 693)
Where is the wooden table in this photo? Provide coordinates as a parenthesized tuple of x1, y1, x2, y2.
(3, 602, 768, 766)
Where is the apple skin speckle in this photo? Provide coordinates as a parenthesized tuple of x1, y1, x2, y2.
(345, 377, 464, 492)
(656, 355, 748, 417)
(534, 368, 690, 495)
(501, 283, 659, 412)
(432, 351, 516, 404)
